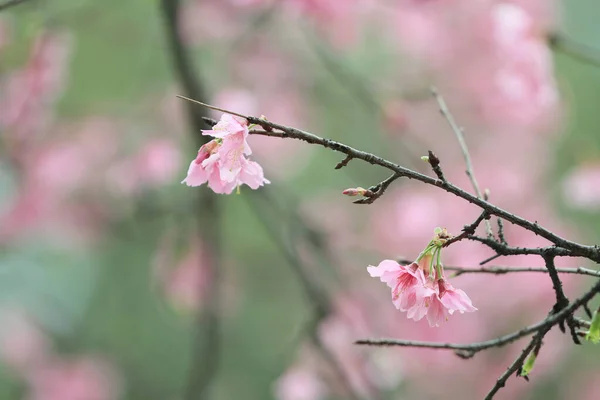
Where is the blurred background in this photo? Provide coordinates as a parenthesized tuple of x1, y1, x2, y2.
(1, 0, 600, 399)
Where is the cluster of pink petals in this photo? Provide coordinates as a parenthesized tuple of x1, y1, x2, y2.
(367, 259, 476, 327)
(182, 114, 269, 194)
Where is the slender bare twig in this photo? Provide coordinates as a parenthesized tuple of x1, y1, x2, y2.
(352, 173, 400, 204)
(176, 94, 600, 262)
(445, 265, 600, 278)
(484, 329, 547, 400)
(432, 87, 494, 238)
(443, 211, 489, 247)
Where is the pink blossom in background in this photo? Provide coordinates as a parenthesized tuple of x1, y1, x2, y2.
(134, 139, 182, 186)
(25, 356, 121, 400)
(180, 0, 241, 45)
(274, 366, 328, 400)
(0, 311, 51, 375)
(286, 0, 370, 49)
(389, 1, 560, 133)
(153, 233, 211, 312)
(562, 163, 600, 210)
(0, 31, 72, 140)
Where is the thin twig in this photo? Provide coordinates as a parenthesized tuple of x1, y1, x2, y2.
(443, 211, 489, 247)
(335, 155, 354, 170)
(484, 330, 547, 400)
(445, 265, 600, 278)
(352, 173, 400, 204)
(176, 94, 600, 262)
(432, 87, 494, 238)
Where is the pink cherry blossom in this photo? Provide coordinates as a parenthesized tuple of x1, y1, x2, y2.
(182, 114, 269, 194)
(438, 279, 477, 315)
(368, 259, 439, 322)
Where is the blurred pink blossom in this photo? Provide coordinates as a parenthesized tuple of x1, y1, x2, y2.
(153, 234, 210, 312)
(274, 366, 328, 400)
(25, 356, 121, 400)
(0, 31, 72, 140)
(562, 164, 600, 210)
(0, 311, 51, 374)
(135, 139, 182, 186)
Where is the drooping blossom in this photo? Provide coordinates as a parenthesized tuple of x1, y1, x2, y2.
(181, 113, 269, 194)
(367, 229, 476, 327)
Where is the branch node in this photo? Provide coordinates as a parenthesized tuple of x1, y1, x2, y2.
(335, 155, 353, 170)
(427, 150, 446, 182)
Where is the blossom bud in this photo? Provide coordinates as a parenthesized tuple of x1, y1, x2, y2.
(342, 187, 369, 197)
(421, 156, 430, 162)
(585, 308, 600, 344)
(519, 350, 537, 379)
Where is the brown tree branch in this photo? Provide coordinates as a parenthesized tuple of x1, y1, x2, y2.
(176, 95, 600, 262)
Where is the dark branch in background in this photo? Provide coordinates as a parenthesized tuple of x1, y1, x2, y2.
(302, 29, 428, 167)
(245, 192, 363, 400)
(549, 33, 600, 68)
(177, 95, 600, 263)
(0, 0, 28, 12)
(201, 116, 365, 400)
(160, 1, 220, 399)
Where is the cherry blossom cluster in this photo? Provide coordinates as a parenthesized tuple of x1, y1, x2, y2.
(367, 228, 476, 327)
(182, 114, 270, 194)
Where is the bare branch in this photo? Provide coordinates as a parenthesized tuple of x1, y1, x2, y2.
(352, 173, 400, 204)
(177, 94, 600, 261)
(445, 265, 600, 278)
(443, 211, 490, 247)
